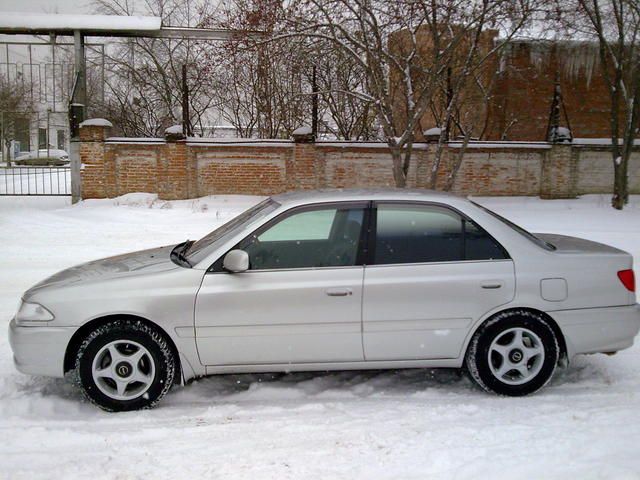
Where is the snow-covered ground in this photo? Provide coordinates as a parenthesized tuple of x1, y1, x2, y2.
(1, 193, 639, 479)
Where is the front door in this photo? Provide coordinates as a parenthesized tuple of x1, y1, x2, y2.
(195, 202, 368, 366)
(362, 202, 515, 361)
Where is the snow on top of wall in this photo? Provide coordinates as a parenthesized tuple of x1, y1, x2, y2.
(80, 118, 113, 128)
(186, 138, 293, 147)
(106, 137, 165, 144)
(0, 12, 162, 32)
(448, 141, 551, 149)
(318, 142, 429, 149)
(573, 138, 640, 146)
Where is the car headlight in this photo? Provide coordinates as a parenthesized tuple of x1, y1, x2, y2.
(15, 300, 54, 325)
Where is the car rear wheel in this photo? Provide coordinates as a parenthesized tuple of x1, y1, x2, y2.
(73, 320, 175, 411)
(465, 310, 559, 396)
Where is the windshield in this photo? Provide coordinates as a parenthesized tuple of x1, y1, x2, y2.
(471, 201, 556, 251)
(186, 198, 279, 265)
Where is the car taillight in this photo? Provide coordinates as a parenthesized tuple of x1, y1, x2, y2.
(617, 269, 635, 292)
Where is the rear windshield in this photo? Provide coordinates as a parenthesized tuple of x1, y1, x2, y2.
(471, 201, 556, 251)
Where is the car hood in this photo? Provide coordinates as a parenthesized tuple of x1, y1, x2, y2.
(24, 245, 179, 297)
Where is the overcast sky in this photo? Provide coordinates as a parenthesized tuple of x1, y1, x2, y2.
(0, 0, 90, 14)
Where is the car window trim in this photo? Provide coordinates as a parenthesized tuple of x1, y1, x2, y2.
(207, 200, 371, 273)
(369, 200, 511, 265)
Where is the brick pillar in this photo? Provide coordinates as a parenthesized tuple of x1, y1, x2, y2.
(540, 144, 577, 199)
(290, 126, 320, 190)
(79, 119, 111, 199)
(159, 126, 191, 200)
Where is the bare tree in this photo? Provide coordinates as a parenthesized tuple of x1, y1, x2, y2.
(90, 0, 222, 137)
(313, 44, 379, 140)
(288, 0, 533, 188)
(0, 74, 33, 165)
(203, 0, 312, 139)
(571, 0, 640, 209)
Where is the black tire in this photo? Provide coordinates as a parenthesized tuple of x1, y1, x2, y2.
(73, 320, 175, 411)
(465, 310, 559, 396)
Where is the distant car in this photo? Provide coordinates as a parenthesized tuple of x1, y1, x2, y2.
(9, 189, 640, 411)
(14, 149, 69, 166)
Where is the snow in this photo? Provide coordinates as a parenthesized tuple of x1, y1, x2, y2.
(424, 127, 442, 136)
(1, 193, 640, 479)
(187, 138, 293, 147)
(79, 118, 113, 128)
(449, 141, 552, 149)
(165, 124, 184, 135)
(318, 141, 429, 149)
(186, 138, 291, 144)
(292, 126, 313, 136)
(107, 137, 166, 145)
(0, 12, 162, 32)
(573, 138, 640, 146)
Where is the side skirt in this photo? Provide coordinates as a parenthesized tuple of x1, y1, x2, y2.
(205, 358, 464, 375)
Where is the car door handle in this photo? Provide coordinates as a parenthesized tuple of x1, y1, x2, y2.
(481, 282, 503, 289)
(325, 288, 353, 297)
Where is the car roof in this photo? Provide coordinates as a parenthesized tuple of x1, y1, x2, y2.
(270, 188, 464, 207)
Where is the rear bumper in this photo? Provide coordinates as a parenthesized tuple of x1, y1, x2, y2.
(550, 304, 640, 358)
(8, 318, 75, 377)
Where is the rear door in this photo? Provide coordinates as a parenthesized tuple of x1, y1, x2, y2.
(362, 202, 515, 361)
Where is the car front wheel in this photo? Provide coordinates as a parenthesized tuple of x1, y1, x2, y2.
(73, 320, 175, 411)
(465, 310, 559, 396)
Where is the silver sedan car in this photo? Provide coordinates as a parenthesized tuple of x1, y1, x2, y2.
(9, 189, 640, 411)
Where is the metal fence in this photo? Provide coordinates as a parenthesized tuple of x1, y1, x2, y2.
(0, 165, 70, 196)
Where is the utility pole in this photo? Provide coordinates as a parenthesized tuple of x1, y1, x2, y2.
(181, 63, 192, 137)
(311, 64, 318, 138)
(69, 30, 86, 204)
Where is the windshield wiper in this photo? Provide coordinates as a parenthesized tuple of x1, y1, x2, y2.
(171, 240, 194, 267)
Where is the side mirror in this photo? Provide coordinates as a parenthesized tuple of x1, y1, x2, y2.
(223, 249, 249, 273)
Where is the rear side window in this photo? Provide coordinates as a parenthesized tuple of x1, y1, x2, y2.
(374, 204, 508, 265)
(465, 221, 509, 260)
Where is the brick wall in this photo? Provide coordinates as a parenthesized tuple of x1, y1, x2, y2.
(79, 124, 640, 200)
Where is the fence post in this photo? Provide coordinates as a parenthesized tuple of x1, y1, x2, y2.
(290, 126, 319, 190)
(160, 125, 191, 200)
(540, 143, 577, 199)
(78, 118, 112, 199)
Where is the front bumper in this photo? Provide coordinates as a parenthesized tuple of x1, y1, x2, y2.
(550, 304, 640, 358)
(8, 318, 76, 377)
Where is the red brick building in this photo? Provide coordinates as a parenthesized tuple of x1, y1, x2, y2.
(484, 40, 612, 141)
(412, 38, 617, 142)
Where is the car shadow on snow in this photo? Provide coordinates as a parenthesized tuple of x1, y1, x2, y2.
(4, 356, 619, 416)
(168, 368, 479, 406)
(170, 357, 623, 407)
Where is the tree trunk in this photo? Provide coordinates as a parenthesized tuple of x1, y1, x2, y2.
(391, 147, 406, 187)
(612, 158, 626, 210)
(444, 130, 472, 191)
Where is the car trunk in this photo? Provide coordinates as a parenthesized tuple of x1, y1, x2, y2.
(536, 233, 636, 307)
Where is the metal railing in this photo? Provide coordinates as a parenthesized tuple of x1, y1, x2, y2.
(0, 165, 71, 196)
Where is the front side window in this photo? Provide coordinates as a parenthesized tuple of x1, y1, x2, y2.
(241, 205, 365, 270)
(187, 199, 279, 264)
(374, 203, 507, 265)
